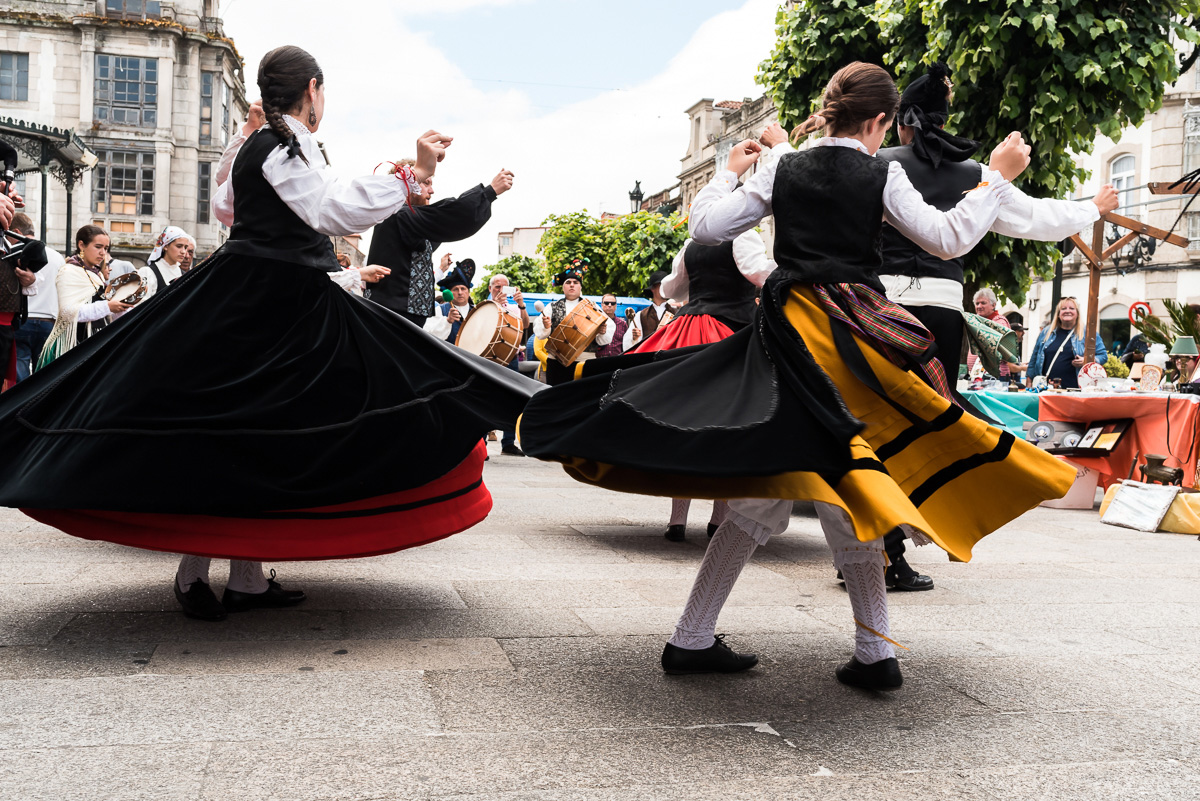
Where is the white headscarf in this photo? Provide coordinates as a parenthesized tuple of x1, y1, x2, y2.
(148, 226, 195, 264)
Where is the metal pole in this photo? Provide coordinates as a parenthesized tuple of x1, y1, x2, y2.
(64, 175, 73, 253)
(40, 164, 49, 246)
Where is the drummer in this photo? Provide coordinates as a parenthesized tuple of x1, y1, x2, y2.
(487, 271, 530, 455)
(535, 261, 614, 386)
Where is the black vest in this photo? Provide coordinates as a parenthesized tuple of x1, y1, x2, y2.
(440, 300, 472, 343)
(771, 147, 889, 291)
(224, 129, 338, 269)
(876, 145, 982, 284)
(677, 240, 758, 331)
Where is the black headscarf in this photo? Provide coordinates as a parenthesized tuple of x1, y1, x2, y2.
(899, 62, 981, 169)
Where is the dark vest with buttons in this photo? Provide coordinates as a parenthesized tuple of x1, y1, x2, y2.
(771, 147, 889, 292)
(676, 240, 758, 331)
(876, 145, 982, 284)
(224, 128, 338, 269)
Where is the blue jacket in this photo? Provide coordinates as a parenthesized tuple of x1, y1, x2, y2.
(1027, 327, 1107, 377)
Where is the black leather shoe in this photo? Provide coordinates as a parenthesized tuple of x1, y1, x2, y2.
(174, 578, 226, 622)
(707, 522, 719, 538)
(885, 557, 934, 591)
(662, 635, 758, 675)
(501, 445, 525, 457)
(664, 524, 686, 542)
(221, 573, 307, 613)
(835, 656, 903, 690)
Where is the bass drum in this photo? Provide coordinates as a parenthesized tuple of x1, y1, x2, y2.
(455, 300, 524, 365)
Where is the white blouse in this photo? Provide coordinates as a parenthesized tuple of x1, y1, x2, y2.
(690, 138, 1014, 262)
(660, 229, 776, 306)
(211, 115, 420, 235)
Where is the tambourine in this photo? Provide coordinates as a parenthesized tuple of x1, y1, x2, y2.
(102, 272, 148, 306)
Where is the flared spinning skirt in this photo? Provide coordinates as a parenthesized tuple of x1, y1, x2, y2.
(0, 249, 541, 560)
(520, 285, 1073, 562)
(631, 313, 734, 353)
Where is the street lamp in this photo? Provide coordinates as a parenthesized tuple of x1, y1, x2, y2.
(628, 180, 644, 214)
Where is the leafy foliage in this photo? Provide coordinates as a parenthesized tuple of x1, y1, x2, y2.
(757, 0, 1200, 304)
(1132, 299, 1200, 347)
(538, 210, 688, 296)
(1103, 353, 1129, 378)
(471, 254, 551, 303)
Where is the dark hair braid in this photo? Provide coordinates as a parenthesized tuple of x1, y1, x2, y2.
(256, 45, 324, 165)
(791, 62, 899, 142)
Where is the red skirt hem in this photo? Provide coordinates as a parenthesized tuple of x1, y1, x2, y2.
(631, 314, 734, 353)
(23, 442, 492, 561)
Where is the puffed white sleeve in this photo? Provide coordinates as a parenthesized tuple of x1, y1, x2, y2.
(424, 305, 452, 340)
(262, 145, 421, 236)
(212, 180, 235, 227)
(689, 146, 784, 245)
(215, 131, 248, 186)
(76, 299, 111, 324)
(327, 268, 363, 295)
(622, 317, 638, 350)
(535, 310, 553, 339)
(659, 242, 691, 305)
(731, 229, 775, 287)
(991, 187, 1100, 241)
(594, 315, 614, 347)
(882, 161, 1012, 259)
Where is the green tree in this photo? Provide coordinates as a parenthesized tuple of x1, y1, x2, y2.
(758, 0, 1200, 303)
(470, 254, 551, 303)
(537, 211, 610, 294)
(603, 211, 689, 296)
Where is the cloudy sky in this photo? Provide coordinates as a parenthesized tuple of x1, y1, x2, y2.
(220, 0, 779, 274)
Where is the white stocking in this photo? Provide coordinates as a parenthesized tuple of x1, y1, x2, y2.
(668, 519, 758, 650)
(226, 560, 269, 594)
(816, 502, 894, 665)
(708, 500, 729, 527)
(669, 498, 690, 527)
(176, 555, 212, 592)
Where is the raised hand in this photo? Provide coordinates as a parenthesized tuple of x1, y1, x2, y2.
(243, 100, 265, 136)
(1092, 184, 1119, 215)
(987, 132, 1031, 182)
(759, 122, 788, 149)
(491, 169, 514, 196)
(414, 130, 453, 183)
(726, 139, 763, 177)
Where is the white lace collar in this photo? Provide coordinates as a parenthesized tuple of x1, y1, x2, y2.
(281, 114, 311, 140)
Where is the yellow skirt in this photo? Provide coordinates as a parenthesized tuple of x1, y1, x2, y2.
(550, 286, 1074, 562)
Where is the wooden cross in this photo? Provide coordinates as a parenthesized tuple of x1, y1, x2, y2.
(1068, 212, 1188, 362)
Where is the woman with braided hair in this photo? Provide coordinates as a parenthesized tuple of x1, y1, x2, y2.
(0, 45, 538, 622)
(520, 62, 1077, 690)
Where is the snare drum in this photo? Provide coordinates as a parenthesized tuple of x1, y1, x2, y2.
(546, 298, 607, 366)
(455, 300, 524, 365)
(102, 272, 148, 306)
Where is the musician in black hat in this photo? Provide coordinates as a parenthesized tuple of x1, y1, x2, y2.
(435, 258, 476, 344)
(624, 269, 680, 351)
(535, 260, 613, 386)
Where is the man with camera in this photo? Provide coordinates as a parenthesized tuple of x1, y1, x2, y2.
(1, 207, 47, 390)
(8, 213, 62, 382)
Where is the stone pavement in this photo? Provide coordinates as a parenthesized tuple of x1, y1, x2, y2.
(1, 444, 1199, 800)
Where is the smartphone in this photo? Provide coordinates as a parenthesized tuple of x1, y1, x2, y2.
(502, 286, 516, 298)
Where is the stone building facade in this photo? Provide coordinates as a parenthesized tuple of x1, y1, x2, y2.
(0, 0, 247, 264)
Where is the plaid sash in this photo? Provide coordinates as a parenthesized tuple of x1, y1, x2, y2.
(812, 283, 954, 401)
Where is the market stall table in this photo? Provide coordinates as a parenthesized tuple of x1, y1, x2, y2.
(964, 389, 1040, 438)
(1038, 392, 1200, 489)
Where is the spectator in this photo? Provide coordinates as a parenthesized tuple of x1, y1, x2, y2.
(1026, 297, 1107, 389)
(1, 213, 43, 389)
(436, 259, 476, 344)
(9, 213, 63, 382)
(37, 225, 132, 369)
(967, 287, 1012, 378)
(595, 293, 629, 358)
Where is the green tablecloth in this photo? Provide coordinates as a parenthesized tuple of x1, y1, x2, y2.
(964, 389, 1040, 438)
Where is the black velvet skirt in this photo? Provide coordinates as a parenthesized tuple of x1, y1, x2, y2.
(0, 248, 541, 560)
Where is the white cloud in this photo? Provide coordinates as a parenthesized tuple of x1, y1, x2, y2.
(223, 0, 778, 276)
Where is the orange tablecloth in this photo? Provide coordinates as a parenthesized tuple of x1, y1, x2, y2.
(1039, 393, 1200, 489)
